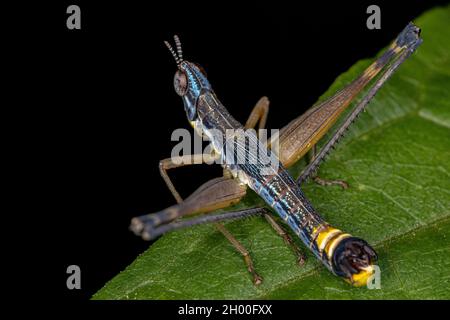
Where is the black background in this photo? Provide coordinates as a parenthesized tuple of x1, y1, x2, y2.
(20, 0, 448, 301)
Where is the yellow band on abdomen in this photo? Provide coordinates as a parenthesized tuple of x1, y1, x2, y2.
(314, 225, 351, 261)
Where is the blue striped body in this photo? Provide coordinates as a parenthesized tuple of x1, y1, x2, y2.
(196, 91, 330, 266)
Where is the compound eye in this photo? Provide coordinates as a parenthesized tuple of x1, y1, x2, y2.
(174, 70, 188, 96)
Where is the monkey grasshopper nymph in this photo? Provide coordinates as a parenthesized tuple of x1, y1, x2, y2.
(130, 23, 422, 287)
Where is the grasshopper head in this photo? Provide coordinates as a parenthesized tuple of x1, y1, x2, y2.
(164, 35, 211, 121)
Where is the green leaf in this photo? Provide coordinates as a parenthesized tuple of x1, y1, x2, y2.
(94, 6, 450, 300)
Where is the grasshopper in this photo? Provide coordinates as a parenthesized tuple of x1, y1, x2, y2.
(130, 23, 422, 286)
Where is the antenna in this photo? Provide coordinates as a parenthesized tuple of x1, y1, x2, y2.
(164, 35, 183, 66)
(173, 35, 183, 61)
